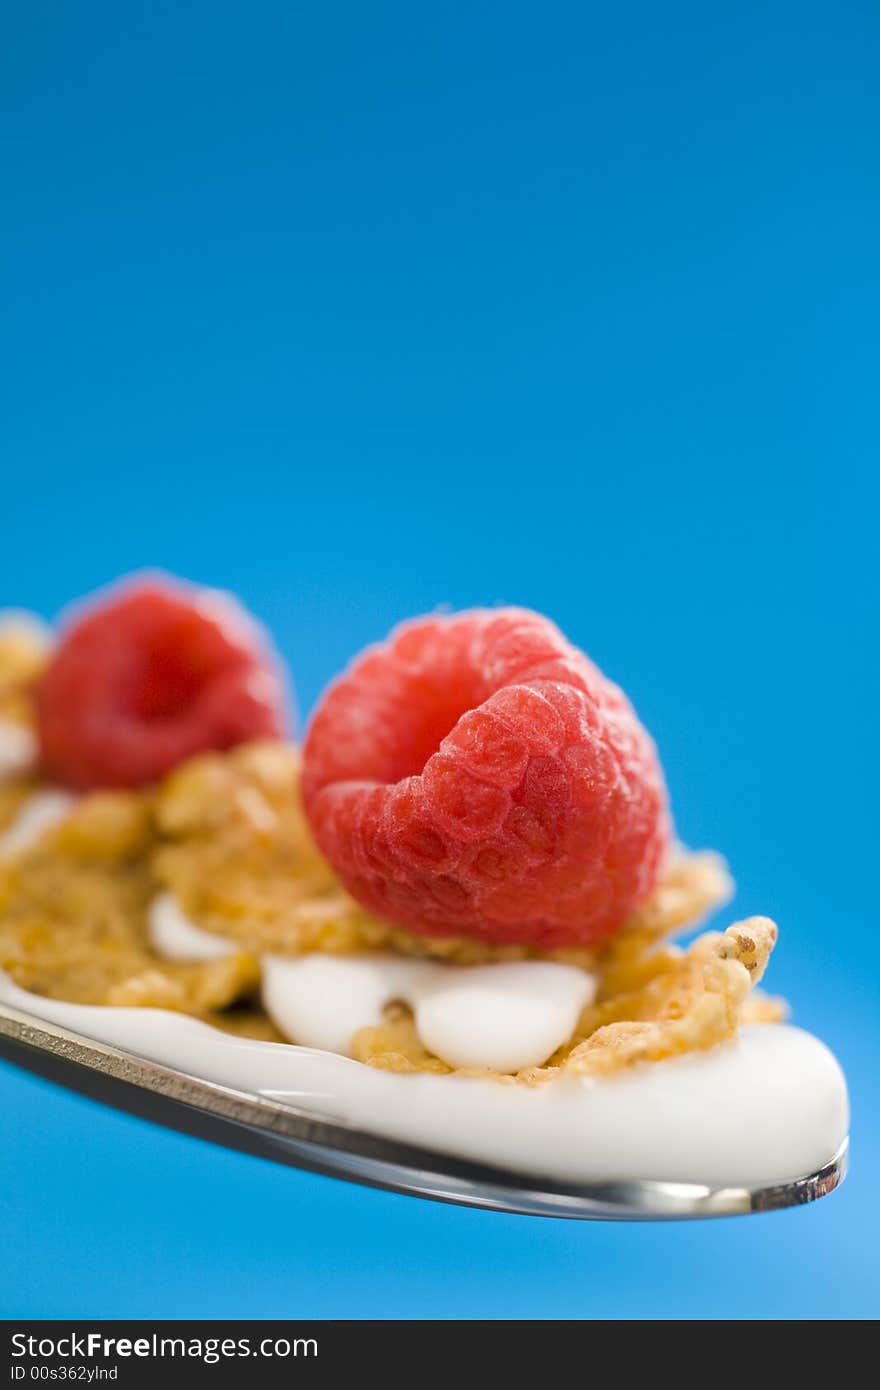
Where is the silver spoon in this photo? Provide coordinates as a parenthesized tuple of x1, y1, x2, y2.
(0, 999, 847, 1221)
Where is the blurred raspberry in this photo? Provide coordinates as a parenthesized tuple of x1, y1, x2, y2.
(303, 608, 669, 948)
(37, 575, 289, 790)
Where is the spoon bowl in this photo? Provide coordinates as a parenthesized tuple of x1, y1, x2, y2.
(0, 999, 848, 1221)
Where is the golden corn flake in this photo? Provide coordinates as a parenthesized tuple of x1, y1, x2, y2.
(0, 614, 51, 726)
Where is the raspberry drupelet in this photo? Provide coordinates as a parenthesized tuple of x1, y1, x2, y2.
(37, 576, 289, 790)
(302, 608, 670, 949)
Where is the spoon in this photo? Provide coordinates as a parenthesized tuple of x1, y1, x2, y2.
(0, 998, 847, 1220)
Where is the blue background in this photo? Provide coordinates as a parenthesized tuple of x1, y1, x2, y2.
(1, 1, 877, 1319)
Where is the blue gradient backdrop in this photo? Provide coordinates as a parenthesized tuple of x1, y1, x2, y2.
(1, 2, 877, 1320)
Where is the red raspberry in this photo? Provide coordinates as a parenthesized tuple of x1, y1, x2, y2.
(303, 609, 669, 949)
(36, 576, 289, 790)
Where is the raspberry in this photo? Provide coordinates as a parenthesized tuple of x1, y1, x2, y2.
(36, 576, 289, 790)
(303, 609, 669, 948)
